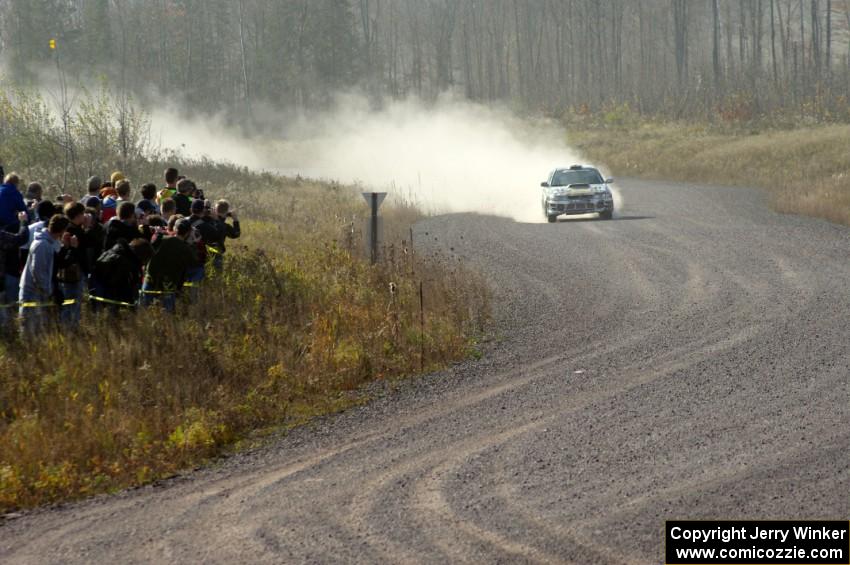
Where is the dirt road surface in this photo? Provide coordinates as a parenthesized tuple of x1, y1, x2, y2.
(2, 179, 849, 564)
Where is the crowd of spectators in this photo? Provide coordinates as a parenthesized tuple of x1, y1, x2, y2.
(0, 167, 240, 333)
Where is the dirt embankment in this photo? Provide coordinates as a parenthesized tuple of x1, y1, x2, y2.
(572, 122, 850, 226)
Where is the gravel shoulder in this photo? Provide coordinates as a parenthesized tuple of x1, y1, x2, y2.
(2, 179, 850, 564)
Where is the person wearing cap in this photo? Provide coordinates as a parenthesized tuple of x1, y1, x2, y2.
(110, 171, 125, 186)
(141, 218, 195, 312)
(83, 195, 102, 216)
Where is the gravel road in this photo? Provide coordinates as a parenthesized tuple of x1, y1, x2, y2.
(2, 179, 850, 564)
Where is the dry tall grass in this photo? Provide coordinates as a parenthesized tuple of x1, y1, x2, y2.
(571, 121, 850, 226)
(0, 173, 489, 512)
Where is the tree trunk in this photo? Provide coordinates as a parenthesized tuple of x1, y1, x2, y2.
(712, 0, 721, 95)
(672, 0, 688, 90)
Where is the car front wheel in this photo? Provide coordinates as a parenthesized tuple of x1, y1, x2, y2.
(599, 210, 613, 220)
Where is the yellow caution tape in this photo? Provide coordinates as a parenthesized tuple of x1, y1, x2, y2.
(86, 294, 137, 307)
(139, 289, 177, 295)
(19, 299, 77, 308)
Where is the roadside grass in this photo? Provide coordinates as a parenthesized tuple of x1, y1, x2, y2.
(569, 118, 850, 226)
(0, 171, 489, 512)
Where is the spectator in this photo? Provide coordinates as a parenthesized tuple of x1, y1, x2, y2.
(166, 214, 185, 233)
(157, 168, 178, 204)
(136, 199, 157, 220)
(0, 173, 27, 232)
(141, 218, 195, 312)
(99, 181, 115, 199)
(138, 208, 164, 241)
(15, 200, 58, 301)
(84, 196, 102, 220)
(173, 178, 194, 217)
(90, 238, 152, 309)
(160, 198, 176, 223)
(0, 211, 30, 329)
(103, 202, 140, 251)
(24, 182, 44, 223)
(189, 198, 217, 258)
(208, 200, 241, 271)
(115, 179, 132, 203)
(84, 175, 102, 201)
(100, 182, 119, 222)
(24, 182, 43, 207)
(137, 183, 161, 216)
(19, 214, 69, 334)
(82, 203, 105, 279)
(55, 202, 88, 326)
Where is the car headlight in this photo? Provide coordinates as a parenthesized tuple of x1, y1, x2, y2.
(593, 185, 608, 194)
(552, 188, 567, 196)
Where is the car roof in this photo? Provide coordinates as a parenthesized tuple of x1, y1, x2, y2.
(553, 165, 599, 173)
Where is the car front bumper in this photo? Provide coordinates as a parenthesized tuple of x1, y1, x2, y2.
(547, 198, 613, 215)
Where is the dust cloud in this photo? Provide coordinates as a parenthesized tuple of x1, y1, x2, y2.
(148, 94, 621, 223)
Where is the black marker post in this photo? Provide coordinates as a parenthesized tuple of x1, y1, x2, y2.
(362, 192, 387, 265)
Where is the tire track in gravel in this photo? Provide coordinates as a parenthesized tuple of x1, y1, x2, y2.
(3, 178, 850, 564)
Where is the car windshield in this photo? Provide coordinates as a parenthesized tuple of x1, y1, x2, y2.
(551, 169, 604, 186)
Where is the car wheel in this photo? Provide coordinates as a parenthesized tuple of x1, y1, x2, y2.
(547, 214, 558, 223)
(599, 210, 613, 220)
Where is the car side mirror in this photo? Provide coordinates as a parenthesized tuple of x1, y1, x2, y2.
(605, 178, 614, 184)
(540, 181, 549, 187)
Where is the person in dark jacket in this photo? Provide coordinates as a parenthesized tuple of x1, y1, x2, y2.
(55, 202, 90, 326)
(24, 182, 43, 221)
(102, 202, 140, 251)
(90, 238, 152, 311)
(185, 199, 217, 283)
(137, 183, 161, 216)
(0, 173, 27, 232)
(141, 219, 195, 312)
(173, 178, 194, 217)
(0, 211, 30, 329)
(208, 200, 241, 271)
(82, 200, 105, 275)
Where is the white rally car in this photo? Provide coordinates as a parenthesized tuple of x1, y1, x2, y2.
(541, 165, 615, 222)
